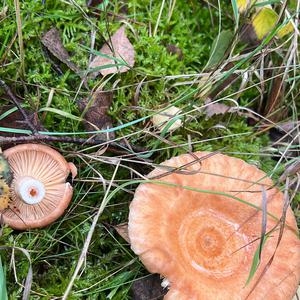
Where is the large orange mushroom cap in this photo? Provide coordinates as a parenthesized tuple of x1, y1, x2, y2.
(128, 152, 300, 299)
(1, 144, 76, 230)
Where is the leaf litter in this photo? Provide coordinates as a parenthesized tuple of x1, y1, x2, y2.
(41, 27, 80, 74)
(77, 88, 115, 140)
(89, 25, 135, 77)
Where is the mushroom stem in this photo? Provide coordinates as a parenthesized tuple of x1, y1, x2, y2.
(15, 176, 45, 205)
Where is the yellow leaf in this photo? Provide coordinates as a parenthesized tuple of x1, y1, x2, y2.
(236, 0, 254, 13)
(277, 22, 294, 38)
(252, 8, 278, 40)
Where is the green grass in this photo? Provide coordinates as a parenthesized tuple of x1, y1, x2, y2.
(0, 0, 299, 298)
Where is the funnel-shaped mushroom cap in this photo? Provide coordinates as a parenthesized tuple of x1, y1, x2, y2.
(128, 152, 300, 299)
(2, 144, 76, 230)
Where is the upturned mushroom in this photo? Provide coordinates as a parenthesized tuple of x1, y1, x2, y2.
(1, 144, 76, 230)
(128, 152, 300, 299)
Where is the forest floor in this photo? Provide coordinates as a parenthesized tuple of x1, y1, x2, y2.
(0, 0, 299, 299)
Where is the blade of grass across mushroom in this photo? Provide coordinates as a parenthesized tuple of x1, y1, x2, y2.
(105, 180, 298, 235)
(244, 186, 268, 286)
(245, 178, 297, 297)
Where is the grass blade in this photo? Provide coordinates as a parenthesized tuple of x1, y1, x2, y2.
(0, 256, 8, 300)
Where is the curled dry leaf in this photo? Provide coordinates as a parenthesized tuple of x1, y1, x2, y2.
(114, 222, 130, 243)
(89, 26, 135, 77)
(203, 100, 258, 121)
(152, 106, 182, 133)
(77, 88, 115, 140)
(204, 102, 232, 118)
(41, 27, 80, 73)
(279, 161, 300, 183)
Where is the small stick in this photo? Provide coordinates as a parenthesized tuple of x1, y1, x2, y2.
(0, 79, 38, 134)
(0, 134, 146, 155)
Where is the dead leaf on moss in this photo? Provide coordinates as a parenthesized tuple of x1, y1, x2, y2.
(41, 27, 80, 73)
(0, 105, 43, 138)
(114, 223, 130, 243)
(77, 89, 114, 140)
(204, 103, 232, 118)
(89, 26, 135, 77)
(203, 100, 258, 120)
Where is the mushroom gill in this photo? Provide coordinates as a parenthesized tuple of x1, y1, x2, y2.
(2, 144, 76, 230)
(128, 152, 300, 299)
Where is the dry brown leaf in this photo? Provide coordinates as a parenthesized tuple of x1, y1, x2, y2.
(279, 161, 300, 183)
(41, 28, 80, 73)
(89, 26, 135, 77)
(114, 222, 130, 243)
(0, 105, 43, 140)
(77, 88, 115, 140)
(203, 101, 258, 121)
(204, 102, 232, 118)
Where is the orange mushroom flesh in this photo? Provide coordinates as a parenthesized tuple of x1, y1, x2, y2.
(128, 152, 300, 299)
(1, 144, 76, 230)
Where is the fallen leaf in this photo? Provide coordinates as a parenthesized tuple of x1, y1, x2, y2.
(204, 102, 232, 118)
(41, 27, 80, 73)
(77, 88, 115, 140)
(114, 223, 130, 243)
(152, 106, 182, 132)
(279, 161, 300, 183)
(203, 100, 258, 121)
(0, 105, 43, 139)
(89, 26, 135, 77)
(131, 274, 167, 300)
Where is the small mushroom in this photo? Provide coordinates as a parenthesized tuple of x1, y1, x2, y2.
(128, 152, 300, 299)
(1, 144, 76, 230)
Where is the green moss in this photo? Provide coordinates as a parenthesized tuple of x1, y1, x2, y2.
(0, 0, 297, 298)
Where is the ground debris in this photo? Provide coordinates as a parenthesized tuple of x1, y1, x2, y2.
(77, 88, 115, 140)
(114, 222, 130, 243)
(89, 25, 135, 77)
(41, 27, 80, 73)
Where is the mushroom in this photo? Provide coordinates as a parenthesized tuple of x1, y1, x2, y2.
(128, 152, 300, 299)
(1, 144, 76, 230)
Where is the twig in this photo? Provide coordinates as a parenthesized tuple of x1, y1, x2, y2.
(0, 79, 37, 134)
(0, 134, 146, 155)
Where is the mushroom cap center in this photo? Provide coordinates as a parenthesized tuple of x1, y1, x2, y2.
(15, 176, 46, 205)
